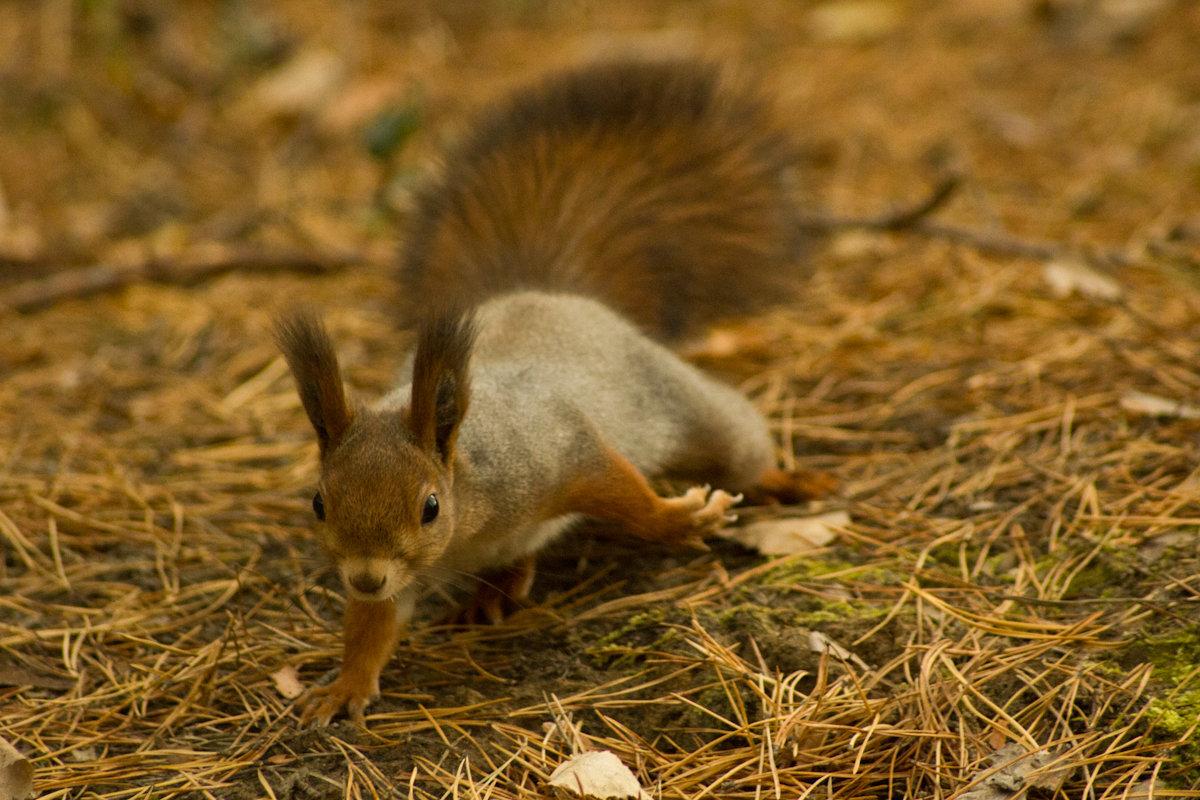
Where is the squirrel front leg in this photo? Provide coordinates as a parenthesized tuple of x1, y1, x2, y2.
(299, 592, 412, 726)
(555, 446, 740, 548)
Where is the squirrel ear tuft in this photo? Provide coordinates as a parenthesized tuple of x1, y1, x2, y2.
(274, 310, 353, 454)
(409, 310, 475, 464)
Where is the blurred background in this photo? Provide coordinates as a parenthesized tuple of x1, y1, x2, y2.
(1, 0, 1195, 298)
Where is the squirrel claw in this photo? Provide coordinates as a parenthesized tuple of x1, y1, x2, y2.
(688, 487, 742, 532)
(659, 485, 742, 545)
(298, 675, 377, 727)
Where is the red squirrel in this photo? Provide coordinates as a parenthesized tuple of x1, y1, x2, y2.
(275, 59, 832, 726)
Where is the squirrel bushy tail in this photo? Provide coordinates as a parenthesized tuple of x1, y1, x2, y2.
(398, 59, 806, 340)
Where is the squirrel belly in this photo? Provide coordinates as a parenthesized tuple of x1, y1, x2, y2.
(378, 291, 775, 576)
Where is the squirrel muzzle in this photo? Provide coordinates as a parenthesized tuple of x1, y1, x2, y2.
(339, 556, 414, 602)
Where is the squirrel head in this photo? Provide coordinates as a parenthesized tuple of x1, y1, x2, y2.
(275, 310, 474, 602)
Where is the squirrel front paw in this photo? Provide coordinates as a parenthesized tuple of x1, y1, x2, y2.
(298, 672, 378, 726)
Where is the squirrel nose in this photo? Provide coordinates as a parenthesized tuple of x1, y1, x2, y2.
(349, 573, 385, 595)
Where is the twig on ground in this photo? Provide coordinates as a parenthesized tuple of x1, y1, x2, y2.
(0, 246, 362, 313)
(799, 175, 1141, 268)
(797, 175, 963, 233)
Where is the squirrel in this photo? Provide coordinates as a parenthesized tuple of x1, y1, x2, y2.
(274, 58, 835, 726)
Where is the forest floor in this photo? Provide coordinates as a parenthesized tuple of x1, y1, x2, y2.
(1, 2, 1199, 798)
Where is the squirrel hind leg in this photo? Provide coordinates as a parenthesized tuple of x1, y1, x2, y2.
(441, 555, 537, 626)
(556, 446, 740, 549)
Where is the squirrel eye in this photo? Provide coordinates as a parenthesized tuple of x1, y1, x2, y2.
(421, 493, 439, 525)
(312, 492, 325, 521)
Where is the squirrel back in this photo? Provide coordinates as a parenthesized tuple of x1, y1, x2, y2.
(399, 58, 806, 340)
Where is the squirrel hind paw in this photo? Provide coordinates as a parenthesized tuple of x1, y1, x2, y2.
(439, 557, 537, 627)
(664, 485, 742, 541)
(701, 488, 742, 525)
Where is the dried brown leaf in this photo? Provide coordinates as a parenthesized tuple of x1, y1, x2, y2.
(243, 49, 346, 119)
(1119, 390, 1200, 420)
(0, 736, 32, 800)
(959, 745, 1073, 800)
(810, 0, 902, 42)
(718, 510, 847, 555)
(270, 665, 305, 700)
(1043, 258, 1122, 300)
(807, 630, 870, 670)
(547, 751, 651, 800)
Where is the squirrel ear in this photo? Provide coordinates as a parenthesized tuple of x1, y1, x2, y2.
(409, 311, 475, 464)
(274, 311, 353, 455)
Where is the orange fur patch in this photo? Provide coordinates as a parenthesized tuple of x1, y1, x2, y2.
(556, 447, 718, 547)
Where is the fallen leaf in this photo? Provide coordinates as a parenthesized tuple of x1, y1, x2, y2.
(1122, 778, 1157, 800)
(1100, 0, 1171, 26)
(828, 229, 892, 261)
(320, 77, 410, 138)
(718, 511, 848, 555)
(1138, 529, 1196, 563)
(270, 665, 305, 700)
(678, 322, 773, 360)
(811, 0, 901, 42)
(68, 747, 97, 763)
(808, 630, 869, 670)
(1119, 391, 1200, 420)
(0, 664, 75, 690)
(959, 744, 1073, 800)
(982, 108, 1043, 149)
(1042, 258, 1122, 300)
(244, 49, 345, 119)
(547, 751, 651, 800)
(1077, 0, 1174, 43)
(0, 736, 33, 800)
